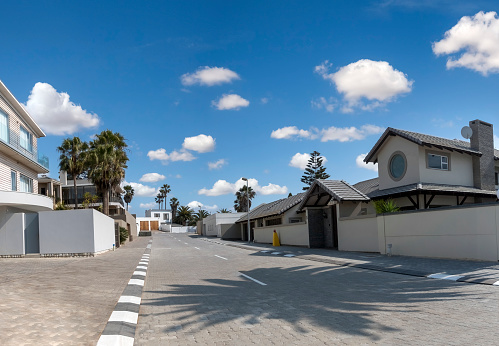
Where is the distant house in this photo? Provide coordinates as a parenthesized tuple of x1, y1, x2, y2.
(235, 193, 308, 246)
(38, 174, 62, 208)
(202, 212, 246, 239)
(0, 80, 53, 255)
(137, 209, 172, 232)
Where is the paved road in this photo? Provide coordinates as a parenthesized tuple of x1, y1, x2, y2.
(135, 233, 499, 345)
(0, 237, 150, 346)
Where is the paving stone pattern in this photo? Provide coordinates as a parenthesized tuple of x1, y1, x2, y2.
(0, 236, 150, 346)
(135, 233, 499, 345)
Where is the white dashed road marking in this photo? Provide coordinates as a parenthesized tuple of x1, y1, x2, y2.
(427, 273, 464, 281)
(239, 273, 267, 286)
(109, 311, 139, 324)
(215, 255, 228, 260)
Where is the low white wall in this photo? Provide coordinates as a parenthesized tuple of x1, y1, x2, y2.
(0, 209, 25, 255)
(254, 222, 309, 247)
(171, 226, 196, 233)
(39, 209, 114, 254)
(378, 204, 499, 261)
(338, 215, 378, 252)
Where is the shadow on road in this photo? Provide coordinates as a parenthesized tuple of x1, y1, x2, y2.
(140, 263, 479, 341)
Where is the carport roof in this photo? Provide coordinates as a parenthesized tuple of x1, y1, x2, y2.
(297, 180, 370, 211)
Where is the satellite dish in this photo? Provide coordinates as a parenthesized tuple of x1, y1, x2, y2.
(461, 126, 473, 140)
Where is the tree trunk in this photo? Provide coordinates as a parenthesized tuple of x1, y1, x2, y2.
(73, 178, 78, 209)
(103, 187, 110, 215)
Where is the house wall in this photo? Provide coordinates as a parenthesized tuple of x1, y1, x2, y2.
(377, 136, 421, 190)
(418, 147, 474, 187)
(378, 203, 499, 261)
(337, 215, 378, 252)
(39, 209, 114, 254)
(0, 207, 25, 255)
(219, 224, 241, 239)
(0, 153, 38, 192)
(254, 222, 309, 246)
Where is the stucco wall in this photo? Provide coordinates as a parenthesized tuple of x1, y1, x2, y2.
(338, 215, 378, 252)
(418, 147, 473, 187)
(0, 208, 25, 255)
(219, 224, 241, 239)
(254, 222, 309, 246)
(378, 136, 421, 190)
(378, 204, 499, 261)
(39, 209, 114, 254)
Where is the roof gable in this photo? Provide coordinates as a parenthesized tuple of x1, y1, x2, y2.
(364, 127, 484, 164)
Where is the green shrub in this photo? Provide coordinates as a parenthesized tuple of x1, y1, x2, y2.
(54, 201, 70, 210)
(119, 226, 129, 244)
(373, 199, 400, 214)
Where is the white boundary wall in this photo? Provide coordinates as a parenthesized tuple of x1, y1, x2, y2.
(377, 203, 499, 261)
(337, 215, 378, 252)
(39, 209, 114, 254)
(254, 222, 309, 247)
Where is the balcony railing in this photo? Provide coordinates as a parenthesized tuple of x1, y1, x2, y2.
(0, 128, 49, 170)
(63, 196, 125, 208)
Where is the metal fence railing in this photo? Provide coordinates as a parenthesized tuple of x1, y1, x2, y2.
(0, 128, 49, 170)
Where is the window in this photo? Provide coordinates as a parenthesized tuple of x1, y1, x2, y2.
(496, 172, 499, 186)
(154, 213, 160, 218)
(20, 174, 33, 193)
(20, 126, 33, 152)
(428, 153, 449, 170)
(388, 152, 407, 181)
(265, 218, 282, 226)
(11, 171, 17, 191)
(0, 110, 8, 142)
(164, 214, 169, 220)
(289, 217, 302, 223)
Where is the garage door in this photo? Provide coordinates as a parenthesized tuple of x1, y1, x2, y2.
(140, 221, 149, 231)
(150, 221, 159, 230)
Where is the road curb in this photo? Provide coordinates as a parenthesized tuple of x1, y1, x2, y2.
(96, 239, 153, 346)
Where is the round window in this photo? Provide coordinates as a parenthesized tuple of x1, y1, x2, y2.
(389, 153, 406, 180)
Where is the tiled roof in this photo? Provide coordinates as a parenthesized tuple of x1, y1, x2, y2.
(236, 193, 306, 223)
(316, 180, 370, 201)
(364, 127, 499, 163)
(353, 178, 497, 199)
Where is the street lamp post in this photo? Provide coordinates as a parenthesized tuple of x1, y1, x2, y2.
(241, 177, 250, 243)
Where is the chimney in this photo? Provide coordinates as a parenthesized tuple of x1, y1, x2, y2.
(469, 119, 495, 191)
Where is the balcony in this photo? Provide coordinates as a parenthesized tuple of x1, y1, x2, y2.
(63, 196, 125, 208)
(0, 128, 49, 172)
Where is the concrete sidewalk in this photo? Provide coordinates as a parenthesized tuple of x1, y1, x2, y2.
(194, 236, 499, 286)
(0, 236, 151, 346)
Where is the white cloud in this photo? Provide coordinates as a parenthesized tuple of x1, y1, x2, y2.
(270, 126, 316, 140)
(147, 148, 196, 163)
(212, 94, 249, 110)
(433, 11, 499, 75)
(182, 134, 215, 153)
(320, 124, 384, 142)
(139, 202, 156, 209)
(187, 201, 218, 211)
(311, 97, 335, 112)
(139, 173, 166, 183)
(261, 97, 269, 104)
(208, 159, 227, 170)
(271, 124, 384, 142)
(356, 153, 378, 172)
(198, 178, 288, 196)
(24, 82, 100, 135)
(123, 181, 158, 197)
(181, 66, 240, 86)
(315, 59, 413, 111)
(289, 153, 328, 170)
(175, 174, 182, 179)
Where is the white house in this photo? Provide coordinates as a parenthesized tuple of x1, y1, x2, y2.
(137, 209, 172, 232)
(202, 212, 246, 239)
(0, 80, 53, 256)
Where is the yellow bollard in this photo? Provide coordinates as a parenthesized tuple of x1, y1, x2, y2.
(273, 230, 280, 247)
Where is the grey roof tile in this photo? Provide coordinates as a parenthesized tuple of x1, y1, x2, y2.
(236, 193, 306, 222)
(316, 180, 370, 201)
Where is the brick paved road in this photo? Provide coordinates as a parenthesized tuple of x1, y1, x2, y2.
(136, 233, 499, 345)
(0, 237, 150, 346)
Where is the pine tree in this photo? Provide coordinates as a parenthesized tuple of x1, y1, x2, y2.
(301, 151, 330, 190)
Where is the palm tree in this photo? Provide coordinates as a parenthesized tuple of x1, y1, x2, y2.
(57, 137, 89, 209)
(176, 205, 192, 226)
(155, 195, 162, 209)
(189, 209, 210, 226)
(156, 191, 164, 209)
(218, 208, 231, 213)
(170, 197, 179, 220)
(234, 185, 256, 212)
(160, 184, 171, 210)
(87, 130, 128, 216)
(123, 185, 134, 211)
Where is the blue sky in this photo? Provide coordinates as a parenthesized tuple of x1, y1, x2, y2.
(2, 1, 499, 214)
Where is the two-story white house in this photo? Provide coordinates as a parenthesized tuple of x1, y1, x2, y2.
(0, 80, 53, 255)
